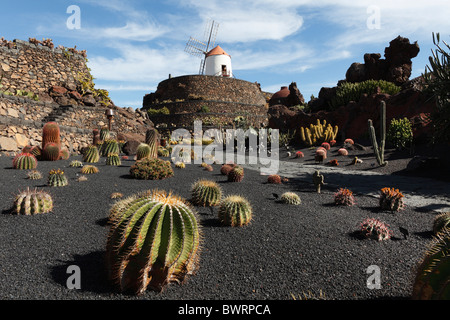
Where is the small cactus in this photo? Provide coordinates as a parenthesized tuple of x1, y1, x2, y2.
(157, 147, 170, 157)
(312, 170, 324, 193)
(334, 188, 355, 206)
(228, 165, 244, 182)
(13, 152, 37, 170)
(69, 160, 83, 168)
(220, 164, 235, 175)
(267, 174, 282, 184)
(379, 187, 405, 212)
(191, 179, 222, 207)
(218, 195, 253, 227)
(81, 165, 99, 174)
(106, 153, 121, 166)
(321, 142, 331, 150)
(359, 218, 393, 241)
(83, 145, 100, 163)
(175, 161, 186, 169)
(432, 212, 450, 235)
(295, 151, 304, 158)
(328, 159, 339, 166)
(27, 169, 43, 180)
(12, 188, 53, 215)
(136, 143, 152, 160)
(280, 192, 301, 205)
(47, 169, 68, 187)
(337, 148, 348, 156)
(344, 138, 354, 145)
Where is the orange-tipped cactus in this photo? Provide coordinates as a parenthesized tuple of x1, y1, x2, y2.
(42, 122, 61, 149)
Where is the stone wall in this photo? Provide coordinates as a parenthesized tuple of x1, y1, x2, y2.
(143, 75, 268, 129)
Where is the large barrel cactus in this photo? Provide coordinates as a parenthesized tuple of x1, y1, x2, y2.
(42, 122, 61, 150)
(100, 139, 120, 157)
(105, 189, 202, 294)
(412, 228, 450, 299)
(42, 142, 61, 161)
(13, 188, 53, 215)
(12, 152, 37, 170)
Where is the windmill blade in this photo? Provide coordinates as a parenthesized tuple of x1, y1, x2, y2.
(184, 37, 207, 58)
(203, 19, 219, 52)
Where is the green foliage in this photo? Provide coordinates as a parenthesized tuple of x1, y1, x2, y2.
(387, 118, 413, 149)
(106, 189, 201, 294)
(423, 32, 450, 143)
(199, 105, 210, 113)
(329, 80, 401, 110)
(147, 107, 170, 116)
(129, 158, 174, 180)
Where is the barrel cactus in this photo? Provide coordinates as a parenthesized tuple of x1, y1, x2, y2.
(359, 217, 393, 241)
(175, 161, 186, 169)
(145, 128, 159, 158)
(42, 122, 61, 150)
(220, 163, 235, 175)
(334, 188, 355, 206)
(379, 187, 405, 212)
(100, 139, 120, 157)
(158, 147, 170, 157)
(130, 158, 174, 180)
(69, 160, 83, 168)
(267, 174, 282, 184)
(280, 192, 301, 205)
(433, 212, 450, 235)
(81, 165, 99, 174)
(47, 169, 68, 187)
(136, 143, 152, 160)
(59, 147, 70, 160)
(12, 188, 53, 215)
(27, 170, 43, 180)
(12, 152, 37, 170)
(105, 189, 202, 294)
(412, 228, 450, 300)
(227, 165, 244, 182)
(99, 127, 110, 141)
(106, 153, 121, 166)
(218, 195, 253, 227)
(191, 179, 222, 207)
(83, 145, 100, 163)
(42, 142, 61, 161)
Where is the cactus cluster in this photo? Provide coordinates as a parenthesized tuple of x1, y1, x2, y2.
(130, 158, 174, 180)
(280, 192, 301, 205)
(12, 188, 53, 215)
(300, 119, 338, 147)
(412, 228, 450, 299)
(218, 195, 253, 227)
(334, 188, 355, 206)
(379, 187, 405, 212)
(41, 122, 67, 161)
(47, 169, 68, 187)
(191, 179, 222, 207)
(359, 217, 393, 241)
(13, 152, 37, 170)
(105, 189, 201, 294)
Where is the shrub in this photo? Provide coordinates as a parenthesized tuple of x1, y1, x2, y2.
(387, 118, 413, 149)
(147, 107, 170, 116)
(129, 158, 174, 180)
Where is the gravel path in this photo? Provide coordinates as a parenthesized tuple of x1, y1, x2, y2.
(0, 151, 448, 301)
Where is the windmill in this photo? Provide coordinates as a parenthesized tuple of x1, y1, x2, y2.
(185, 20, 220, 75)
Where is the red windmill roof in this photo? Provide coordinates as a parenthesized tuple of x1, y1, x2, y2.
(206, 45, 230, 58)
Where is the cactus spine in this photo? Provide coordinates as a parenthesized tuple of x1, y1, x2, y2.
(218, 195, 253, 227)
(13, 188, 53, 215)
(105, 189, 202, 294)
(12, 152, 37, 170)
(368, 101, 388, 166)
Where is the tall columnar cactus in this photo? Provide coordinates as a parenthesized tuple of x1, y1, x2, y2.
(42, 142, 61, 161)
(105, 189, 202, 294)
(12, 188, 53, 215)
(412, 228, 450, 299)
(47, 169, 68, 187)
(12, 152, 37, 170)
(191, 179, 222, 207)
(136, 143, 151, 161)
(145, 128, 159, 159)
(312, 170, 324, 193)
(99, 127, 110, 141)
(368, 101, 388, 166)
(106, 153, 121, 166)
(42, 122, 61, 150)
(100, 139, 120, 157)
(218, 195, 253, 227)
(83, 145, 100, 163)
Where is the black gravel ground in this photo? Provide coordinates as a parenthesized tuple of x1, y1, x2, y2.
(0, 153, 439, 304)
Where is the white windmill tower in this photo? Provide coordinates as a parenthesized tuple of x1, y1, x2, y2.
(184, 20, 233, 77)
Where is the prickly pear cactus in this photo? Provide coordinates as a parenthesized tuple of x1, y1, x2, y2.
(412, 228, 450, 300)
(47, 169, 68, 187)
(105, 189, 202, 294)
(218, 195, 253, 227)
(191, 179, 222, 207)
(13, 188, 53, 215)
(12, 152, 37, 170)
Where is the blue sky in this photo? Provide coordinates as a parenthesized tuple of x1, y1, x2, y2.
(1, 0, 449, 109)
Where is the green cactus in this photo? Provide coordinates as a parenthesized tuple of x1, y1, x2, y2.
(81, 165, 99, 174)
(280, 192, 301, 205)
(12, 152, 37, 170)
(312, 170, 324, 193)
(100, 139, 120, 157)
(99, 127, 110, 141)
(47, 169, 68, 187)
(106, 153, 121, 166)
(105, 189, 202, 294)
(29, 146, 42, 160)
(368, 101, 388, 166)
(433, 212, 450, 235)
(12, 188, 53, 215)
(129, 158, 174, 180)
(175, 161, 186, 169)
(145, 128, 159, 158)
(136, 143, 151, 160)
(69, 160, 83, 168)
(191, 179, 222, 207)
(59, 147, 70, 160)
(412, 228, 450, 300)
(42, 142, 61, 161)
(27, 170, 43, 180)
(228, 165, 244, 182)
(218, 195, 253, 227)
(158, 146, 170, 157)
(83, 145, 100, 163)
